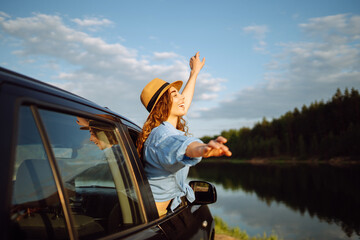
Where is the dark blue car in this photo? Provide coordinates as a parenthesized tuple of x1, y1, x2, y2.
(0, 67, 217, 240)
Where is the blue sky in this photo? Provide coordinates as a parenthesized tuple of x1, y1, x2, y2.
(1, 0, 360, 137)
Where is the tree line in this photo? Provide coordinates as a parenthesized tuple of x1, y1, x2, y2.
(201, 88, 360, 161)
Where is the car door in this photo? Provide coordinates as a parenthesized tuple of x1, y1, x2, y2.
(4, 82, 166, 239)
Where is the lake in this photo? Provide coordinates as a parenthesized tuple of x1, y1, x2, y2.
(189, 161, 360, 240)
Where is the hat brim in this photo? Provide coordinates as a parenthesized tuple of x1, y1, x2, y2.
(148, 80, 183, 114)
(80, 119, 113, 131)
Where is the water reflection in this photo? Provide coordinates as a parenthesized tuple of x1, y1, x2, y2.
(189, 162, 360, 239)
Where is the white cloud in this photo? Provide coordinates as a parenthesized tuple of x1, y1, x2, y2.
(243, 24, 269, 53)
(0, 12, 224, 127)
(198, 93, 217, 101)
(201, 14, 360, 120)
(153, 51, 179, 60)
(299, 14, 360, 43)
(0, 11, 11, 19)
(194, 73, 226, 101)
(72, 17, 113, 27)
(118, 36, 126, 42)
(243, 25, 269, 39)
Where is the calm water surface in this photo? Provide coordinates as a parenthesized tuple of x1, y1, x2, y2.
(189, 161, 360, 240)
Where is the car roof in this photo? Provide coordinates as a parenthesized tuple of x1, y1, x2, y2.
(0, 66, 141, 132)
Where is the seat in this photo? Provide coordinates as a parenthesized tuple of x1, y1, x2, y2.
(11, 159, 65, 239)
(13, 159, 60, 207)
(11, 159, 104, 239)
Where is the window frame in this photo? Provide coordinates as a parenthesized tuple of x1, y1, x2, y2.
(119, 125, 160, 221)
(11, 96, 150, 239)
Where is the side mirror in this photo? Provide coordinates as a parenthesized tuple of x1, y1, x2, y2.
(189, 181, 217, 205)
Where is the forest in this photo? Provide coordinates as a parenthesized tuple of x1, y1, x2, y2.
(201, 88, 360, 161)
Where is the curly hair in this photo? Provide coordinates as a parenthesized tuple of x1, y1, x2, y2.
(136, 89, 188, 161)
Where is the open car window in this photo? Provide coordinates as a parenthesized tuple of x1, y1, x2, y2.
(11, 106, 145, 240)
(39, 109, 146, 237)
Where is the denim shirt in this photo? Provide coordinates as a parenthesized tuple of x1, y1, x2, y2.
(144, 121, 203, 211)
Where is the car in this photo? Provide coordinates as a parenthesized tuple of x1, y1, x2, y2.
(0, 66, 217, 240)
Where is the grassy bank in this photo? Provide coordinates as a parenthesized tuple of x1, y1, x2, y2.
(214, 216, 281, 240)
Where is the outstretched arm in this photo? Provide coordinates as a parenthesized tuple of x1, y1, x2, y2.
(182, 52, 205, 114)
(186, 136, 232, 158)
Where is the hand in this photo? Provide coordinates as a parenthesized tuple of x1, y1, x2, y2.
(76, 117, 89, 128)
(202, 136, 232, 158)
(189, 52, 205, 74)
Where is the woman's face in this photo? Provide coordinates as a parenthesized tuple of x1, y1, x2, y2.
(89, 129, 110, 150)
(168, 86, 186, 118)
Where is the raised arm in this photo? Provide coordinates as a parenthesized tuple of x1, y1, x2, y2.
(182, 52, 205, 114)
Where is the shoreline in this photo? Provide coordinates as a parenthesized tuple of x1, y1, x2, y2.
(214, 216, 281, 240)
(215, 234, 237, 240)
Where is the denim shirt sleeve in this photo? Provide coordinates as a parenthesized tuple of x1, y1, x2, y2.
(147, 134, 202, 173)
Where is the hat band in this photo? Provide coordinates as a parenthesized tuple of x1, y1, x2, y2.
(146, 82, 169, 112)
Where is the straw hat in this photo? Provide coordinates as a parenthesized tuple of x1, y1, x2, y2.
(140, 78, 183, 113)
(78, 114, 117, 131)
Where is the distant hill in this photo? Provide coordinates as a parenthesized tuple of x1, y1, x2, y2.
(201, 88, 360, 161)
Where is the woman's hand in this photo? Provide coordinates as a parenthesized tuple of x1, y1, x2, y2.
(202, 136, 232, 158)
(189, 52, 205, 74)
(186, 136, 232, 158)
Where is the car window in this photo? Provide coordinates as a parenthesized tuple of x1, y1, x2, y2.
(127, 128, 139, 146)
(38, 109, 145, 238)
(11, 106, 68, 239)
(11, 106, 145, 240)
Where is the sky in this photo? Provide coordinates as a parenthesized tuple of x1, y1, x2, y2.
(1, 0, 360, 137)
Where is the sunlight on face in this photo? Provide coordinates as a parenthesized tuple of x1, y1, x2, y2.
(89, 129, 111, 150)
(168, 87, 186, 119)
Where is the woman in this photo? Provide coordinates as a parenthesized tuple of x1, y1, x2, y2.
(137, 52, 231, 216)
